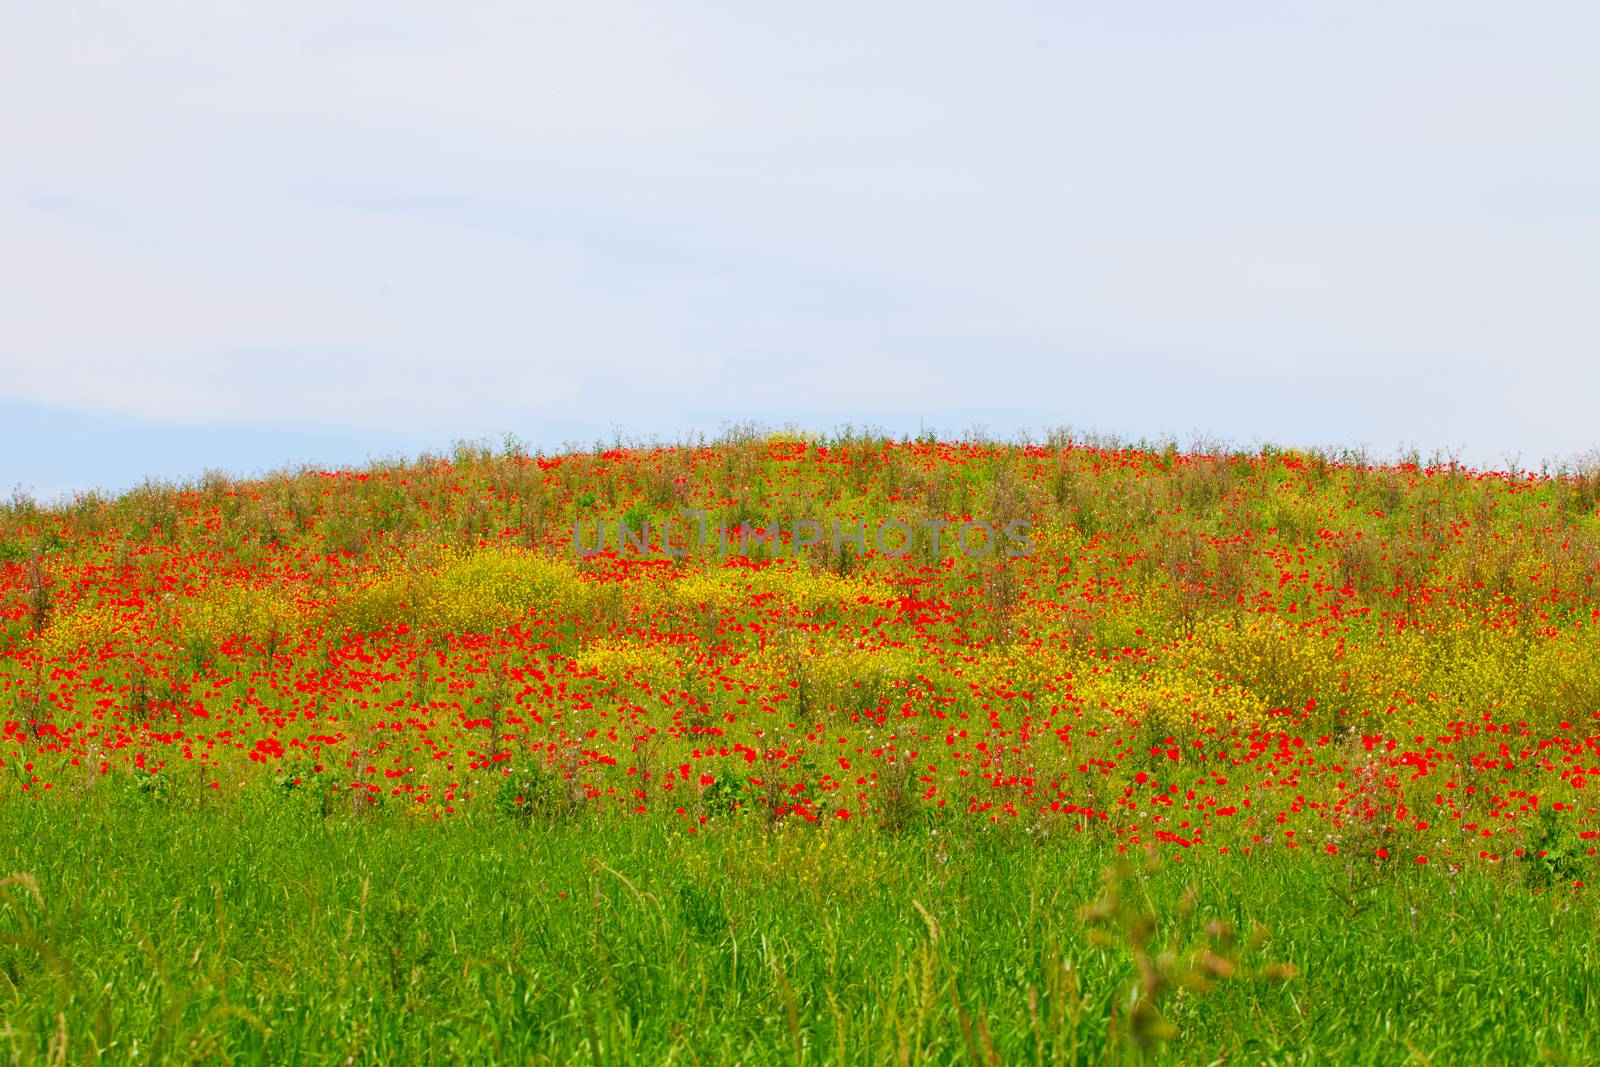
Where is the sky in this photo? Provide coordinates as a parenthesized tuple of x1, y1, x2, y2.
(2, 2, 1597, 499)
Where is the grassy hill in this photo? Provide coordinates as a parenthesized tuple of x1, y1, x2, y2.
(2, 430, 1598, 1063)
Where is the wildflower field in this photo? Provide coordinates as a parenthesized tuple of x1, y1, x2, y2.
(3, 429, 1600, 1063)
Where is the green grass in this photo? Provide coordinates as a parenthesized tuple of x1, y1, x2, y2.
(6, 432, 1600, 1062)
(0, 788, 1594, 1064)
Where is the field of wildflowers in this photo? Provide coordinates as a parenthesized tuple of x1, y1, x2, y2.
(3, 428, 1599, 1063)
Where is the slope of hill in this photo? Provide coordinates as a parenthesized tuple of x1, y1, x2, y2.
(2, 430, 1598, 1062)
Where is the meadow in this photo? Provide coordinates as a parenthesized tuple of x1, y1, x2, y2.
(2, 428, 1599, 1063)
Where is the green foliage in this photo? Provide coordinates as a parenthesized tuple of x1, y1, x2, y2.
(271, 760, 335, 818)
(1523, 804, 1587, 890)
(496, 764, 580, 823)
(675, 880, 729, 943)
(133, 770, 175, 805)
(697, 769, 752, 820)
(0, 801, 1594, 1064)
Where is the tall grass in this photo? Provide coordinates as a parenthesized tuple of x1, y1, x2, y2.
(0, 788, 1595, 1065)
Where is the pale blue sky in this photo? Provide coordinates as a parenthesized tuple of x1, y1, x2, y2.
(3, 2, 1597, 499)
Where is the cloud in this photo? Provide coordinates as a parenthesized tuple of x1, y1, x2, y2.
(2, 1, 1597, 475)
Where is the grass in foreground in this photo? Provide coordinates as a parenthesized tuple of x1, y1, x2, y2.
(0, 786, 1596, 1065)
